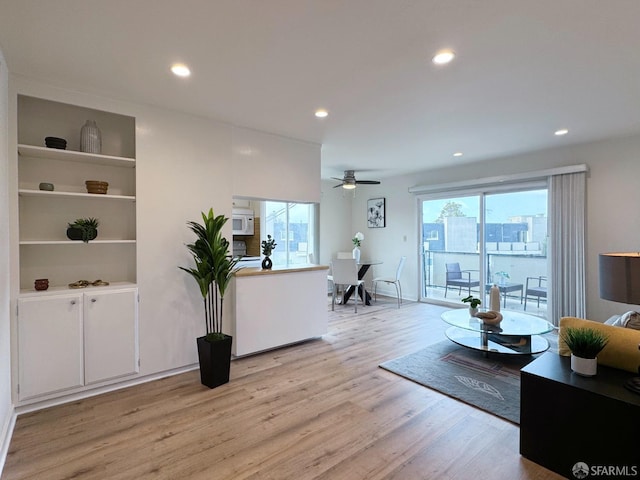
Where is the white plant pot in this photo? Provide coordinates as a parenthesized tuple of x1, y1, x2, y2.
(352, 246, 361, 263)
(469, 307, 478, 317)
(570, 354, 598, 377)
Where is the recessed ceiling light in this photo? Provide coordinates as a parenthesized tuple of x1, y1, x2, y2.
(171, 63, 191, 77)
(432, 50, 455, 65)
(315, 109, 328, 118)
(555, 128, 569, 136)
(453, 152, 463, 157)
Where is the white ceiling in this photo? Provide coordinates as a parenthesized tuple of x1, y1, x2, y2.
(1, 0, 640, 181)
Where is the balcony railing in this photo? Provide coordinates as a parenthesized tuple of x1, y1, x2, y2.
(422, 250, 548, 317)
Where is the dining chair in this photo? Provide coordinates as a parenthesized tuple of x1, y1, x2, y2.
(336, 251, 353, 259)
(372, 256, 406, 308)
(330, 258, 365, 313)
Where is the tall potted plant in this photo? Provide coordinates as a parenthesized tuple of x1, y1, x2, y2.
(180, 208, 240, 388)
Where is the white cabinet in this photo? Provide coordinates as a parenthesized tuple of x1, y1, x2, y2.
(17, 288, 139, 401)
(84, 288, 139, 384)
(18, 294, 84, 399)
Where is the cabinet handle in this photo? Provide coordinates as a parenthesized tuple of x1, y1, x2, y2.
(70, 300, 76, 305)
(91, 298, 97, 303)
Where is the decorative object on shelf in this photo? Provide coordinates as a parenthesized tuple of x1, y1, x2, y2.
(180, 208, 240, 388)
(461, 295, 481, 317)
(261, 235, 277, 270)
(352, 231, 364, 263)
(489, 284, 501, 312)
(34, 278, 49, 291)
(66, 217, 99, 243)
(85, 180, 109, 194)
(44, 136, 67, 149)
(38, 182, 54, 191)
(494, 271, 510, 285)
(562, 327, 609, 376)
(80, 120, 102, 154)
(68, 279, 109, 289)
(476, 310, 503, 326)
(367, 198, 386, 228)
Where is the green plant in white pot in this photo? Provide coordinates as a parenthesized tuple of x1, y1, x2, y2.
(461, 295, 481, 317)
(562, 327, 609, 377)
(180, 208, 240, 388)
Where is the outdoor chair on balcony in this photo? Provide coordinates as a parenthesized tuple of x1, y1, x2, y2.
(444, 262, 480, 297)
(523, 276, 547, 310)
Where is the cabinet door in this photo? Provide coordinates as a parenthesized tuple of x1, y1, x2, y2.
(18, 294, 84, 400)
(84, 288, 139, 384)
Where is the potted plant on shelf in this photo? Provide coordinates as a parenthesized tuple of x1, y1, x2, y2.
(180, 208, 240, 389)
(562, 327, 609, 377)
(261, 235, 277, 270)
(66, 217, 99, 243)
(461, 295, 482, 317)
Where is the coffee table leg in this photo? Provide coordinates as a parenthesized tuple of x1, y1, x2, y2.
(481, 330, 489, 357)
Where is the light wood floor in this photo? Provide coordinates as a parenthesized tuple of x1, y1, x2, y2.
(3, 299, 563, 480)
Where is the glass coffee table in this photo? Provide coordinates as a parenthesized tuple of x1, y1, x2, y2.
(441, 308, 554, 355)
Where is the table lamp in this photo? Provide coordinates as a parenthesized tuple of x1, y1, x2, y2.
(599, 252, 640, 394)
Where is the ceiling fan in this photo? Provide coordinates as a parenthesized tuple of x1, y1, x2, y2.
(332, 170, 381, 189)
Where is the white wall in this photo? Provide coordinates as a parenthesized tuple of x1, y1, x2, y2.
(232, 127, 321, 203)
(340, 134, 640, 321)
(319, 179, 353, 265)
(0, 44, 15, 473)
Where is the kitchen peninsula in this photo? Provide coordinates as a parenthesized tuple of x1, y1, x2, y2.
(231, 264, 330, 356)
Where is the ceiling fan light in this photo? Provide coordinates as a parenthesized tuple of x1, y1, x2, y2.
(343, 182, 356, 190)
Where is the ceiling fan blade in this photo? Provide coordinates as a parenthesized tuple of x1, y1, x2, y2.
(330, 177, 344, 182)
(355, 180, 381, 184)
(333, 183, 345, 188)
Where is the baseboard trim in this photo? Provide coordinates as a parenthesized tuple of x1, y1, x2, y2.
(0, 406, 17, 477)
(15, 364, 199, 414)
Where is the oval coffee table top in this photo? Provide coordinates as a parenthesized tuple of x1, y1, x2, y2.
(441, 308, 553, 336)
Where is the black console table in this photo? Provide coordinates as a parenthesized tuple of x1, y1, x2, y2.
(520, 352, 640, 478)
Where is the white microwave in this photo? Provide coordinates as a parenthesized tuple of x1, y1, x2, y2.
(232, 208, 254, 235)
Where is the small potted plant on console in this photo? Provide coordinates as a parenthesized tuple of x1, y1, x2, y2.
(562, 327, 609, 377)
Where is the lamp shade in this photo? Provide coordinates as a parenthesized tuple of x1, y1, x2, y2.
(599, 253, 640, 304)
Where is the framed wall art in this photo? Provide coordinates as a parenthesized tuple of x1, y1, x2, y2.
(367, 198, 386, 228)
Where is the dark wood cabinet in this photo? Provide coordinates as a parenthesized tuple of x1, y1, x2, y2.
(520, 352, 640, 478)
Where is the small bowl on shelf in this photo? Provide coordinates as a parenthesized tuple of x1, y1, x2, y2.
(85, 180, 109, 194)
(34, 279, 49, 291)
(38, 182, 54, 191)
(44, 137, 67, 149)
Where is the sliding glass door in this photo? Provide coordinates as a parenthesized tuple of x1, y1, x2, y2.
(420, 187, 548, 318)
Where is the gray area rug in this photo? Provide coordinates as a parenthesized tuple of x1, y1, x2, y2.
(379, 341, 541, 424)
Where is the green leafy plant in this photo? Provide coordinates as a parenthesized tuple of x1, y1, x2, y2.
(261, 235, 277, 256)
(67, 217, 99, 243)
(461, 295, 482, 309)
(352, 231, 364, 247)
(495, 271, 510, 280)
(562, 327, 609, 359)
(180, 208, 240, 342)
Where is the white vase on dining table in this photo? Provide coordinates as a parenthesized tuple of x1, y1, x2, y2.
(352, 246, 361, 263)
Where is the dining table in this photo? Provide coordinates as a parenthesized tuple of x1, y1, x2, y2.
(342, 259, 382, 306)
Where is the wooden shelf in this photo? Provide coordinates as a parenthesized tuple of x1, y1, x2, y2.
(18, 144, 135, 168)
(19, 240, 136, 245)
(19, 281, 138, 298)
(19, 189, 135, 201)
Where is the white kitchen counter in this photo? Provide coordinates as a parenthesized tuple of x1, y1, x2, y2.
(231, 264, 329, 356)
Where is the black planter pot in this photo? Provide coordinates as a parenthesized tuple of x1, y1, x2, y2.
(196, 334, 233, 389)
(66, 227, 97, 242)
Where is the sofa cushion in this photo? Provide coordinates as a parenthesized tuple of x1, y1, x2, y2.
(558, 317, 640, 373)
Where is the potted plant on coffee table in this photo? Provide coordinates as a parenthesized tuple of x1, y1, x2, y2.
(562, 327, 609, 377)
(180, 208, 240, 388)
(462, 295, 482, 317)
